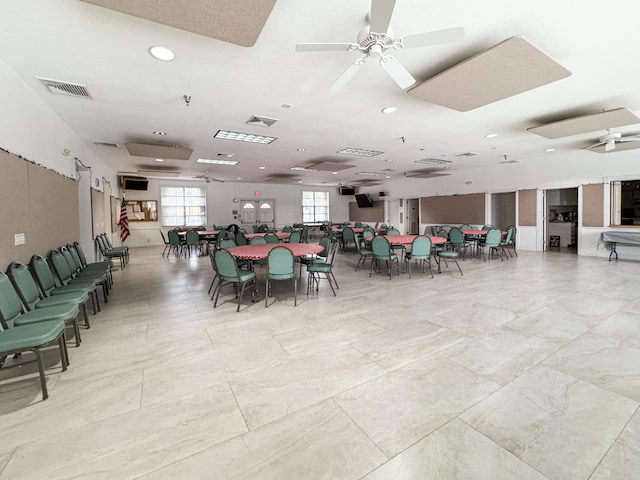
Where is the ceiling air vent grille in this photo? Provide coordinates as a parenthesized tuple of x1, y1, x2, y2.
(37, 77, 91, 99)
(92, 141, 120, 148)
(246, 115, 278, 127)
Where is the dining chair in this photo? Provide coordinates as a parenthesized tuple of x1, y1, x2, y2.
(95, 235, 126, 268)
(264, 232, 279, 244)
(101, 233, 129, 262)
(307, 241, 338, 296)
(68, 243, 113, 288)
(298, 236, 330, 280)
(235, 231, 248, 246)
(212, 249, 258, 312)
(0, 319, 68, 400)
(502, 225, 518, 257)
(265, 246, 297, 307)
(341, 227, 357, 252)
(481, 228, 503, 261)
(436, 246, 464, 276)
(448, 227, 471, 259)
(60, 247, 111, 300)
(0, 271, 82, 347)
(53, 248, 108, 304)
(282, 225, 293, 233)
(354, 233, 373, 271)
(385, 227, 405, 259)
(370, 236, 399, 280)
(185, 230, 202, 256)
(166, 230, 184, 257)
(289, 230, 302, 243)
(159, 229, 170, 256)
(404, 236, 433, 278)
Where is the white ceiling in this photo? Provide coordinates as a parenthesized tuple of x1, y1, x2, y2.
(2, 0, 640, 188)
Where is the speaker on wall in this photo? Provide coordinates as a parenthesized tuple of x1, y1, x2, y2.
(339, 186, 356, 195)
(120, 176, 148, 191)
(379, 191, 386, 197)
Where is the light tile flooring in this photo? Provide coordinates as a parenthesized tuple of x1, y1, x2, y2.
(0, 246, 639, 479)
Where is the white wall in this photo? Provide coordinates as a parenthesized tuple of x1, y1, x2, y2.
(0, 60, 118, 261)
(123, 178, 351, 247)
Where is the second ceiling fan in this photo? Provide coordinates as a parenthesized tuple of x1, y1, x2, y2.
(295, 0, 464, 90)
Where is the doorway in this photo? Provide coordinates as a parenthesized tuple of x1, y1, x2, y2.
(406, 198, 420, 234)
(544, 187, 578, 253)
(491, 192, 516, 229)
(239, 199, 275, 229)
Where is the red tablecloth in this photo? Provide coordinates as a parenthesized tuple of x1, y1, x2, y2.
(244, 232, 291, 240)
(370, 235, 447, 245)
(462, 229, 488, 236)
(227, 243, 323, 260)
(178, 230, 219, 236)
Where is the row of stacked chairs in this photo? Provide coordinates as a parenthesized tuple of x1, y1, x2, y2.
(0, 241, 117, 401)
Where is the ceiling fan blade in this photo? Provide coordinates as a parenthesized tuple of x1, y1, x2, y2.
(605, 139, 616, 151)
(296, 43, 358, 52)
(617, 135, 640, 142)
(401, 26, 465, 49)
(370, 0, 396, 34)
(380, 55, 416, 89)
(586, 141, 605, 150)
(329, 60, 364, 91)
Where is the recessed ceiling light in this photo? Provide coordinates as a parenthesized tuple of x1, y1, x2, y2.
(197, 158, 239, 166)
(153, 131, 167, 136)
(385, 176, 391, 179)
(149, 46, 175, 61)
(155, 158, 164, 162)
(337, 147, 384, 157)
(214, 130, 276, 144)
(258, 166, 266, 170)
(545, 148, 556, 152)
(382, 107, 397, 114)
(237, 177, 242, 180)
(331, 172, 338, 175)
(385, 159, 393, 162)
(485, 133, 498, 138)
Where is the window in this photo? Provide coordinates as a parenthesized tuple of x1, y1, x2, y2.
(611, 180, 640, 226)
(161, 186, 206, 227)
(302, 191, 329, 223)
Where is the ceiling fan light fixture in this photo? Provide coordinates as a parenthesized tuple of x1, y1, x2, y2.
(382, 106, 397, 113)
(155, 158, 164, 162)
(485, 133, 498, 138)
(149, 46, 175, 61)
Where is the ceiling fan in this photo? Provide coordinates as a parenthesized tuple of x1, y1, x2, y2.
(193, 172, 224, 183)
(586, 129, 640, 152)
(295, 0, 464, 90)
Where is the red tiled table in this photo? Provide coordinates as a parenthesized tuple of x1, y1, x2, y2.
(227, 243, 323, 260)
(244, 232, 291, 241)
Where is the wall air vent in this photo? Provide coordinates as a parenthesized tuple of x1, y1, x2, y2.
(37, 77, 92, 99)
(246, 115, 278, 127)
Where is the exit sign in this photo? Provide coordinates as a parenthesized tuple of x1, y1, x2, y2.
(255, 191, 261, 196)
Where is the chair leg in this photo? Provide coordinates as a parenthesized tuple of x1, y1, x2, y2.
(265, 278, 270, 307)
(81, 303, 90, 328)
(293, 276, 297, 306)
(238, 281, 247, 312)
(32, 348, 48, 401)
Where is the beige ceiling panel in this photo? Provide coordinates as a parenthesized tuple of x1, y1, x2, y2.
(528, 108, 640, 139)
(81, 0, 277, 47)
(125, 143, 193, 160)
(308, 162, 356, 171)
(404, 172, 451, 179)
(587, 141, 640, 154)
(407, 36, 570, 112)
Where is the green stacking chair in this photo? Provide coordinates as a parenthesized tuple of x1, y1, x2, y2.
(50, 250, 108, 304)
(264, 232, 279, 244)
(370, 236, 399, 280)
(282, 225, 293, 233)
(480, 228, 503, 261)
(288, 230, 302, 243)
(72, 242, 112, 273)
(298, 236, 330, 280)
(8, 262, 91, 328)
(265, 246, 297, 307)
(67, 243, 112, 288)
(404, 236, 433, 278)
(60, 247, 110, 300)
(101, 233, 129, 263)
(0, 271, 82, 347)
(212, 249, 258, 312)
(341, 227, 357, 252)
(354, 233, 373, 271)
(0, 320, 68, 400)
(307, 241, 338, 296)
(96, 235, 126, 268)
(30, 255, 100, 314)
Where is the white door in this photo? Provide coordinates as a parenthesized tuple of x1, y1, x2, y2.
(239, 199, 275, 228)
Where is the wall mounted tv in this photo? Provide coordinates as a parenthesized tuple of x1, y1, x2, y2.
(120, 176, 148, 191)
(355, 193, 373, 208)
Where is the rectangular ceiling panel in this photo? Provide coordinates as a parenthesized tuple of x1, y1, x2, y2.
(125, 143, 193, 160)
(408, 36, 570, 112)
(81, 0, 277, 47)
(528, 108, 640, 139)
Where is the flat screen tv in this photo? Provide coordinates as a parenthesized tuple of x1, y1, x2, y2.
(355, 193, 373, 208)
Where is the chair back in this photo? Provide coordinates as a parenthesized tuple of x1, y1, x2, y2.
(354, 233, 363, 253)
(325, 240, 339, 266)
(186, 230, 200, 246)
(213, 249, 240, 281)
(250, 237, 267, 245)
(0, 271, 26, 327)
(267, 247, 295, 280)
(29, 255, 59, 293)
(101, 233, 114, 249)
(448, 228, 464, 249)
(167, 230, 181, 246)
(60, 247, 81, 275)
(436, 230, 449, 239)
(363, 227, 374, 239)
(317, 236, 331, 259)
(460, 224, 472, 230)
(196, 226, 206, 231)
(236, 231, 248, 246)
(372, 236, 392, 257)
(289, 230, 302, 243)
(342, 227, 356, 242)
(411, 236, 432, 258)
(95, 235, 108, 254)
(386, 227, 400, 235)
(485, 228, 502, 247)
(503, 227, 514, 244)
(264, 232, 279, 244)
(49, 250, 74, 284)
(73, 242, 89, 267)
(258, 224, 269, 233)
(7, 262, 42, 307)
(219, 238, 237, 249)
(282, 225, 293, 233)
(482, 225, 495, 231)
(67, 244, 86, 271)
(354, 222, 363, 228)
(160, 230, 168, 244)
(252, 224, 260, 233)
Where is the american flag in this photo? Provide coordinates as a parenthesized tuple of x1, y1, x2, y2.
(117, 197, 130, 242)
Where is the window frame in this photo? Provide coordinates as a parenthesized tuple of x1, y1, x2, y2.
(160, 185, 207, 227)
(301, 190, 330, 223)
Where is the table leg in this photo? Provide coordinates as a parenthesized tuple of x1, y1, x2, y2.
(609, 242, 618, 261)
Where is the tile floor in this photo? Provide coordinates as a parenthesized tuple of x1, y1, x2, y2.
(0, 245, 639, 479)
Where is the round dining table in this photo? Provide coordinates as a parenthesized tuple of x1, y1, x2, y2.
(371, 234, 447, 246)
(244, 232, 291, 241)
(227, 243, 323, 260)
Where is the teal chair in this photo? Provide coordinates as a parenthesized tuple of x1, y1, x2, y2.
(370, 236, 399, 280)
(298, 236, 330, 280)
(266, 246, 297, 307)
(30, 255, 100, 314)
(68, 243, 112, 287)
(289, 230, 302, 243)
(264, 232, 279, 244)
(96, 235, 126, 268)
(282, 225, 293, 233)
(481, 228, 503, 261)
(166, 230, 184, 257)
(448, 227, 470, 260)
(404, 236, 433, 278)
(354, 233, 373, 271)
(0, 320, 68, 400)
(8, 262, 91, 328)
(502, 225, 518, 257)
(212, 249, 258, 312)
(307, 241, 338, 296)
(0, 271, 82, 347)
(185, 230, 202, 256)
(50, 250, 107, 304)
(249, 237, 267, 245)
(235, 231, 248, 246)
(60, 247, 110, 301)
(100, 233, 129, 263)
(341, 226, 357, 251)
